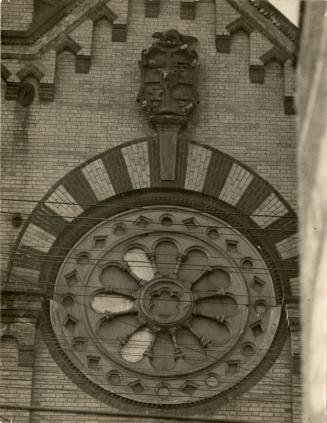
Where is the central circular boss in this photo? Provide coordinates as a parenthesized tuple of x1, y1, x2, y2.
(138, 278, 194, 327)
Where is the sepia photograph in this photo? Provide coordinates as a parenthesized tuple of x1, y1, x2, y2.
(0, 1, 326, 422)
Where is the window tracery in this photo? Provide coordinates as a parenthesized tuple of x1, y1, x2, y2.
(50, 206, 281, 407)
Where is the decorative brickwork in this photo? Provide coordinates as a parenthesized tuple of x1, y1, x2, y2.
(45, 186, 83, 222)
(184, 144, 212, 192)
(219, 163, 253, 206)
(81, 159, 115, 201)
(9, 138, 298, 294)
(121, 142, 151, 189)
(1, 0, 300, 421)
(251, 193, 289, 228)
(276, 233, 298, 259)
(20, 223, 56, 254)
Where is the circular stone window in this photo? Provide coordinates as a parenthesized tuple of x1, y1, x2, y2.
(49, 203, 282, 408)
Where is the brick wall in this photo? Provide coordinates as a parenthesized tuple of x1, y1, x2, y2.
(1, 0, 34, 31)
(1, 0, 298, 421)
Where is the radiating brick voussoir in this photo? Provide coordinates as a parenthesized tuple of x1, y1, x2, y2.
(9, 138, 298, 287)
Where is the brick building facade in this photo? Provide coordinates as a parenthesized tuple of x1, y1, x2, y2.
(1, 1, 300, 422)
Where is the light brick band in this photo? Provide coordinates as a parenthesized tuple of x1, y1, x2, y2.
(20, 223, 56, 253)
(184, 144, 212, 192)
(46, 185, 83, 222)
(219, 163, 253, 206)
(251, 193, 288, 228)
(82, 159, 115, 201)
(122, 142, 150, 189)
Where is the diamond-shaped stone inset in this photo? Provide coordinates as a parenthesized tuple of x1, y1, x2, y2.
(134, 215, 152, 228)
(64, 314, 78, 332)
(251, 276, 265, 292)
(227, 360, 239, 374)
(180, 381, 198, 395)
(65, 270, 79, 286)
(87, 355, 101, 370)
(251, 321, 264, 337)
(93, 236, 107, 249)
(183, 217, 198, 230)
(129, 379, 146, 394)
(226, 240, 238, 253)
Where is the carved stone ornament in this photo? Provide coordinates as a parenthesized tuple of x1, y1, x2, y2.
(137, 29, 199, 126)
(49, 206, 282, 409)
(137, 30, 199, 181)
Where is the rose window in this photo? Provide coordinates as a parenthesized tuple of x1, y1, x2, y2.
(51, 206, 281, 407)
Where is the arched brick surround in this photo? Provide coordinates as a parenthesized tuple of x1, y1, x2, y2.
(9, 137, 298, 290)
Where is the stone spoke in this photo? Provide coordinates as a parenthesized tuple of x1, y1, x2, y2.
(193, 288, 227, 302)
(168, 327, 184, 360)
(189, 267, 212, 289)
(147, 252, 159, 277)
(183, 322, 211, 349)
(174, 253, 185, 278)
(143, 327, 160, 359)
(192, 310, 227, 325)
(117, 321, 147, 346)
(103, 306, 138, 322)
(121, 262, 147, 287)
(104, 285, 136, 300)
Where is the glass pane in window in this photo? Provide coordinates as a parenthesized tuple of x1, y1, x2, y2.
(92, 294, 134, 314)
(124, 248, 154, 281)
(121, 329, 153, 362)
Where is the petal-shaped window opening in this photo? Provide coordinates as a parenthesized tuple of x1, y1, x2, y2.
(197, 296, 238, 318)
(179, 249, 208, 283)
(152, 333, 175, 371)
(124, 248, 154, 281)
(193, 268, 231, 293)
(121, 329, 153, 363)
(155, 241, 178, 276)
(101, 266, 139, 291)
(92, 294, 134, 314)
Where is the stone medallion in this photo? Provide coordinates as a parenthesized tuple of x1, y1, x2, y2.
(50, 205, 281, 407)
